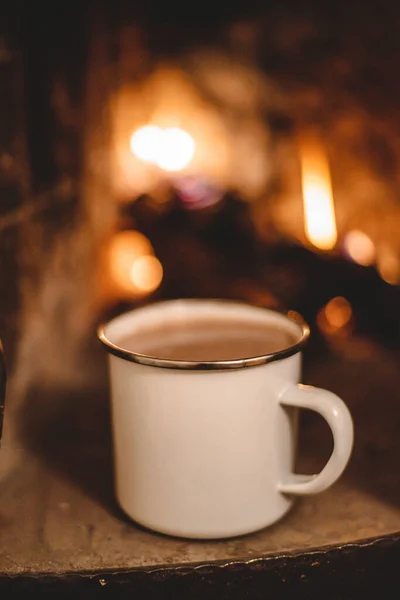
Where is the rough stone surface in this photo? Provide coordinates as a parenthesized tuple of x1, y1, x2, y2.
(0, 347, 399, 574)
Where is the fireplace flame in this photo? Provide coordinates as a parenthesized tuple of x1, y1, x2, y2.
(130, 125, 195, 172)
(300, 135, 337, 250)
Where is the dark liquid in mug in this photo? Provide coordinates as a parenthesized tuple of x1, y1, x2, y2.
(119, 318, 296, 362)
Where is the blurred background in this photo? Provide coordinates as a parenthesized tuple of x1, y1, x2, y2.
(0, 0, 399, 536)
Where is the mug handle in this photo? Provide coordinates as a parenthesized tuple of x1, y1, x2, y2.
(278, 384, 354, 495)
(0, 339, 6, 443)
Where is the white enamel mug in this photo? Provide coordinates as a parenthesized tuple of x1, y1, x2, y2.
(99, 299, 353, 539)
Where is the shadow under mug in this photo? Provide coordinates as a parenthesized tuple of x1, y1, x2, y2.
(99, 299, 354, 539)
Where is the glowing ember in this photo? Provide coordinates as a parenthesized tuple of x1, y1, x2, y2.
(130, 255, 163, 292)
(130, 125, 195, 172)
(300, 134, 337, 251)
(318, 296, 352, 335)
(344, 230, 375, 266)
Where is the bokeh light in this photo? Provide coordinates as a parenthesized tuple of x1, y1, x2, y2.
(377, 246, 400, 285)
(157, 127, 195, 172)
(344, 230, 375, 266)
(108, 230, 162, 296)
(130, 125, 195, 172)
(130, 125, 164, 164)
(130, 255, 163, 292)
(318, 296, 353, 336)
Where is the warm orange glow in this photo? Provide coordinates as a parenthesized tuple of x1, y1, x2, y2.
(377, 247, 400, 285)
(130, 125, 195, 172)
(325, 297, 352, 329)
(318, 296, 352, 336)
(158, 128, 195, 171)
(300, 134, 337, 250)
(130, 255, 163, 292)
(108, 230, 162, 296)
(344, 230, 375, 266)
(130, 125, 164, 164)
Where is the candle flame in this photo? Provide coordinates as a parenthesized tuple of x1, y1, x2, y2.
(300, 134, 337, 250)
(130, 125, 195, 172)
